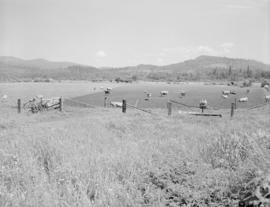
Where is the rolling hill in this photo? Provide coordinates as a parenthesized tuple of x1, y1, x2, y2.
(0, 55, 270, 81)
(0, 56, 99, 81)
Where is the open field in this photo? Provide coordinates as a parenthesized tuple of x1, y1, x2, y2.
(0, 81, 121, 105)
(73, 82, 269, 109)
(1, 82, 270, 206)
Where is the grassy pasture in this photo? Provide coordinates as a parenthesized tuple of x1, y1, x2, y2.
(73, 82, 268, 109)
(1, 81, 270, 206)
(1, 104, 270, 206)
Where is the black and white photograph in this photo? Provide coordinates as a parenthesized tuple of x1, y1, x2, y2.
(0, 0, 270, 206)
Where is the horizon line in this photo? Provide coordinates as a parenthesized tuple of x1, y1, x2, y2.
(0, 54, 269, 68)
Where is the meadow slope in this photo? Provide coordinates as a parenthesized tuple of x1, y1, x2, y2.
(1, 105, 270, 206)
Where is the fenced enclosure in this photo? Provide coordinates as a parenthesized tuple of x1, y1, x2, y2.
(7, 82, 269, 120)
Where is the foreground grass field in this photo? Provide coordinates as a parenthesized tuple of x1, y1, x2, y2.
(1, 103, 270, 206)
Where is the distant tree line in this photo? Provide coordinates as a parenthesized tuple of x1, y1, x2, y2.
(145, 65, 270, 82)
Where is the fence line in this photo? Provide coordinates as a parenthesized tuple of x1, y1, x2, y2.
(169, 99, 200, 109)
(126, 103, 152, 114)
(248, 103, 267, 110)
(16, 95, 269, 118)
(64, 98, 95, 108)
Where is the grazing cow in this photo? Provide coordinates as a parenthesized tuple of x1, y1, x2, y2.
(160, 91, 168, 96)
(1, 94, 7, 102)
(199, 99, 208, 111)
(222, 90, 230, 95)
(145, 93, 152, 101)
(146, 93, 152, 98)
(230, 91, 236, 95)
(265, 95, 270, 103)
(264, 85, 269, 91)
(178, 91, 186, 97)
(200, 99, 208, 105)
(222, 94, 228, 99)
(110, 101, 122, 107)
(104, 87, 112, 95)
(239, 97, 248, 102)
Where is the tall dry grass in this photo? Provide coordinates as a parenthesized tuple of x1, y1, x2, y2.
(0, 106, 270, 206)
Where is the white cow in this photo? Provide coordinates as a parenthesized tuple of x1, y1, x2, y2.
(222, 90, 230, 95)
(239, 97, 248, 102)
(265, 95, 270, 103)
(160, 91, 168, 96)
(110, 101, 122, 107)
(264, 85, 269, 91)
(200, 99, 208, 105)
(2, 94, 7, 99)
(222, 94, 228, 99)
(146, 93, 152, 98)
(1, 94, 7, 102)
(104, 87, 112, 95)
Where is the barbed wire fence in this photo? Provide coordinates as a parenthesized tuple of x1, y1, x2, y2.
(14, 94, 270, 118)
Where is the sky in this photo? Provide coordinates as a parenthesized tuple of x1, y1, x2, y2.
(0, 0, 269, 67)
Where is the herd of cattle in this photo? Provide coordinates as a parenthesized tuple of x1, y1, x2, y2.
(97, 84, 270, 108)
(1, 84, 270, 108)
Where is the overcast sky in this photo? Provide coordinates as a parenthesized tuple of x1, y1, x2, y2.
(0, 0, 269, 67)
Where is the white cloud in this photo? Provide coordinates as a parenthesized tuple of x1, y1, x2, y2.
(162, 45, 216, 55)
(220, 42, 235, 53)
(196, 45, 216, 54)
(96, 50, 107, 58)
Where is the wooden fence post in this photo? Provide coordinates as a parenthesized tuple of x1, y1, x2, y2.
(122, 99, 126, 113)
(104, 97, 107, 107)
(230, 103, 234, 118)
(167, 101, 172, 116)
(17, 99, 21, 113)
(59, 97, 63, 112)
(234, 98, 237, 110)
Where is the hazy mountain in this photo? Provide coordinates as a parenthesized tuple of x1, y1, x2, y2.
(0, 56, 77, 70)
(0, 56, 99, 81)
(101, 55, 270, 80)
(161, 55, 270, 73)
(0, 55, 270, 81)
(102, 56, 270, 75)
